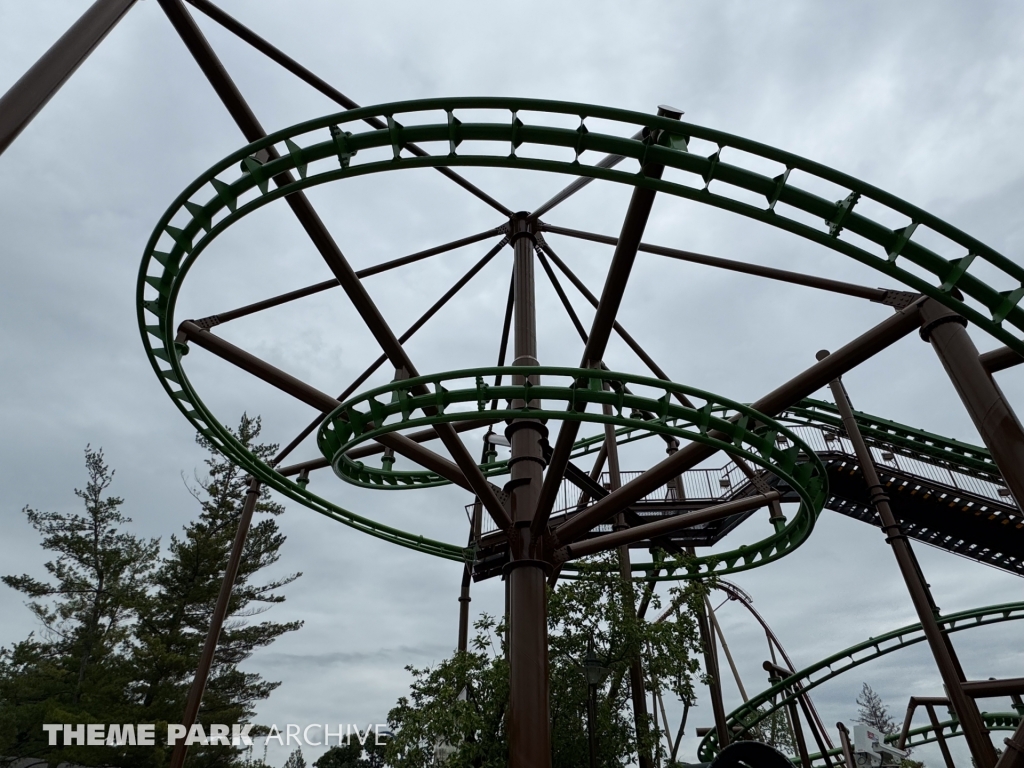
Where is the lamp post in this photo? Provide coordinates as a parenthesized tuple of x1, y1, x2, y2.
(585, 635, 611, 768)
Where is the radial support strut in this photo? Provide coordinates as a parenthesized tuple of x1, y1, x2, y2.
(826, 361, 998, 768)
(920, 301, 1024, 509)
(0, 0, 138, 157)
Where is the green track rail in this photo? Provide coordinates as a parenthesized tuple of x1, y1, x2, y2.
(136, 98, 1021, 568)
(781, 398, 1002, 482)
(696, 601, 1024, 762)
(319, 366, 826, 579)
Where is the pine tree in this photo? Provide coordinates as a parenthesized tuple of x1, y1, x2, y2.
(0, 446, 159, 765)
(283, 746, 307, 768)
(131, 415, 302, 767)
(855, 683, 897, 735)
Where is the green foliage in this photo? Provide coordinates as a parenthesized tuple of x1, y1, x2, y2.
(314, 740, 385, 767)
(283, 746, 307, 768)
(0, 417, 301, 767)
(384, 552, 707, 768)
(0, 446, 159, 766)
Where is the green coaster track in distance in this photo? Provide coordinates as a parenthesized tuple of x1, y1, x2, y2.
(137, 98, 1023, 571)
(695, 600, 1024, 763)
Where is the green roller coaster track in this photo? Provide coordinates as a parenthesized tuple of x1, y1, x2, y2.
(136, 98, 1021, 573)
(318, 365, 826, 578)
(696, 601, 1024, 763)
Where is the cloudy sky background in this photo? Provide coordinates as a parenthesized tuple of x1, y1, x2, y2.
(2, 2, 1024, 765)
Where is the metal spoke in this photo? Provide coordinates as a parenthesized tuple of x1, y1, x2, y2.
(199, 226, 504, 326)
(542, 223, 902, 304)
(178, 320, 479, 491)
(537, 236, 695, 407)
(527, 130, 643, 221)
(183, 0, 514, 216)
(271, 236, 509, 466)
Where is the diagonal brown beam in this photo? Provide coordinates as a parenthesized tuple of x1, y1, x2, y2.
(276, 418, 500, 477)
(182, 0, 513, 217)
(177, 320, 505, 504)
(528, 129, 644, 221)
(554, 299, 926, 545)
(980, 345, 1024, 374)
(0, 0, 138, 157)
(158, 0, 510, 530)
(560, 492, 780, 560)
(169, 475, 261, 768)
(532, 109, 680, 540)
(205, 227, 506, 326)
(540, 223, 896, 303)
(270, 237, 509, 467)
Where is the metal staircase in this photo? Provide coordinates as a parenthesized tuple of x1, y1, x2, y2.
(470, 399, 1024, 580)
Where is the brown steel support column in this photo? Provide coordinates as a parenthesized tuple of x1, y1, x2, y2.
(925, 704, 957, 768)
(505, 213, 551, 768)
(996, 718, 1024, 768)
(697, 571, 730, 751)
(837, 722, 855, 768)
(0, 0, 138, 157)
(457, 563, 472, 653)
(786, 692, 812, 768)
(826, 361, 998, 768)
(920, 300, 1024, 508)
(170, 476, 261, 768)
(602, 401, 653, 768)
(795, 683, 833, 768)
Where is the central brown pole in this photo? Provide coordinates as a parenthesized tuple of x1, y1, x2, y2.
(505, 213, 552, 768)
(825, 359, 998, 768)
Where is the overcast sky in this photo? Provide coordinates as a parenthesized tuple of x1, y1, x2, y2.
(2, 2, 1024, 766)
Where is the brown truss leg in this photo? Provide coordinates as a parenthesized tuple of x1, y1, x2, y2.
(170, 477, 261, 768)
(0, 0, 138, 156)
(920, 301, 1024, 508)
(826, 364, 998, 768)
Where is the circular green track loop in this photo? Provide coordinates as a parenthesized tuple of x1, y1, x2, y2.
(318, 366, 827, 579)
(136, 97, 1023, 566)
(695, 601, 1024, 762)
